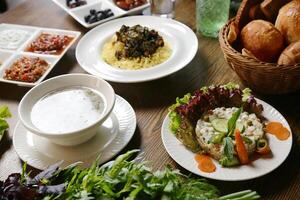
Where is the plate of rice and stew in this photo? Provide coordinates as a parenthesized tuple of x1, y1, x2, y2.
(76, 16, 198, 83)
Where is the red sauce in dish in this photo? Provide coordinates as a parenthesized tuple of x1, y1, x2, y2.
(26, 33, 74, 55)
(114, 0, 147, 10)
(4, 57, 49, 83)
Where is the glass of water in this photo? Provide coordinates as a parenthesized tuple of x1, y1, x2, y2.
(150, 0, 175, 18)
(196, 0, 230, 38)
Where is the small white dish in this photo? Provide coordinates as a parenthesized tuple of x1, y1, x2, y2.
(13, 95, 136, 169)
(52, 0, 149, 28)
(76, 16, 198, 83)
(161, 99, 293, 181)
(0, 23, 81, 87)
(18, 74, 115, 146)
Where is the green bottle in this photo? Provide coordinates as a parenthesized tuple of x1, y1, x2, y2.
(196, 0, 230, 38)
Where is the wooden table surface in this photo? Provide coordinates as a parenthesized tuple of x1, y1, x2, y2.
(1, 0, 300, 199)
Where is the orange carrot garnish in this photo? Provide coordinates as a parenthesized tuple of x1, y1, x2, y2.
(235, 129, 249, 164)
(265, 122, 290, 141)
(195, 154, 216, 173)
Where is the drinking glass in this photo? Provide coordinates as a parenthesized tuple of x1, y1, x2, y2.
(196, 0, 230, 38)
(150, 0, 175, 18)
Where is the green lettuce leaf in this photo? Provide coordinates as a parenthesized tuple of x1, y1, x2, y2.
(0, 106, 11, 141)
(168, 93, 191, 133)
(0, 106, 11, 119)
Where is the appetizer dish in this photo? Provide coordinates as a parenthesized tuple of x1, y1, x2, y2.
(0, 29, 30, 50)
(168, 83, 290, 173)
(52, 0, 149, 28)
(26, 33, 74, 55)
(0, 150, 260, 200)
(66, 0, 87, 8)
(84, 9, 114, 24)
(0, 24, 80, 86)
(3, 56, 49, 83)
(102, 25, 172, 70)
(114, 0, 147, 10)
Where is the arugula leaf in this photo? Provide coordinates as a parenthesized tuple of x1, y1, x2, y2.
(227, 108, 242, 137)
(0, 106, 12, 119)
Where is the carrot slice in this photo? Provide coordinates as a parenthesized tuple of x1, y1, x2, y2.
(265, 122, 283, 135)
(276, 127, 290, 140)
(195, 154, 216, 173)
(265, 122, 290, 141)
(235, 130, 249, 164)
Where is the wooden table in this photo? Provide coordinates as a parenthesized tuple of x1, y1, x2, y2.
(1, 0, 300, 199)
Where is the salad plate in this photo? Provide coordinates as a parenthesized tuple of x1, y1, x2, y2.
(76, 16, 198, 83)
(13, 95, 136, 169)
(161, 90, 292, 181)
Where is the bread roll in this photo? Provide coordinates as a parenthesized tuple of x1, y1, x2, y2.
(241, 20, 284, 62)
(227, 23, 239, 44)
(235, 0, 262, 30)
(278, 41, 300, 65)
(275, 0, 300, 44)
(260, 0, 290, 22)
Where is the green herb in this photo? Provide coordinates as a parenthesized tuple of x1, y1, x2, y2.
(227, 108, 242, 137)
(0, 106, 11, 141)
(0, 150, 259, 199)
(242, 136, 253, 144)
(220, 137, 239, 167)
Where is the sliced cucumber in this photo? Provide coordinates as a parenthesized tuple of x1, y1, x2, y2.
(211, 118, 228, 133)
(211, 118, 244, 133)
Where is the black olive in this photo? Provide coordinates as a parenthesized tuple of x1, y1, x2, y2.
(90, 9, 96, 15)
(84, 15, 91, 23)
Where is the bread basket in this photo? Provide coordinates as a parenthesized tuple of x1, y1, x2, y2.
(219, 18, 300, 94)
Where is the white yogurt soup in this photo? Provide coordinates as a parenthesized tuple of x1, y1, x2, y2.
(30, 86, 106, 134)
(0, 29, 30, 50)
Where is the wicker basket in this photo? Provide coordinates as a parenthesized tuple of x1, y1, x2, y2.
(219, 18, 300, 94)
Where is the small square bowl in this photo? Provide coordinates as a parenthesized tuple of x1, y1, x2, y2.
(0, 24, 38, 51)
(23, 29, 80, 56)
(0, 53, 57, 87)
(70, 1, 125, 28)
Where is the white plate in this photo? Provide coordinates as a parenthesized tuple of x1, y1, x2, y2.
(13, 95, 136, 169)
(0, 23, 81, 87)
(161, 99, 293, 181)
(52, 0, 150, 28)
(76, 16, 198, 83)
